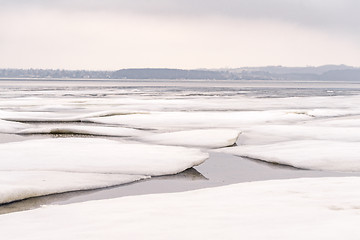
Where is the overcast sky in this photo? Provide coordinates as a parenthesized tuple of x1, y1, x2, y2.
(1, 0, 359, 70)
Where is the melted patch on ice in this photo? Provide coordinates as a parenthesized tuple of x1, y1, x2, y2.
(139, 129, 241, 148)
(220, 140, 360, 172)
(1, 177, 360, 239)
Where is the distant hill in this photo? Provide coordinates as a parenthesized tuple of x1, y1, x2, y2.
(0, 65, 360, 80)
(111, 68, 238, 80)
(225, 65, 359, 80)
(320, 69, 360, 81)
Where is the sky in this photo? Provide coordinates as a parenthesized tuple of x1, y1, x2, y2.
(1, 0, 359, 70)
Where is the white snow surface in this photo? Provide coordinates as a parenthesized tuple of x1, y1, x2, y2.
(87, 110, 311, 130)
(0, 119, 29, 134)
(0, 138, 208, 203)
(311, 116, 360, 127)
(0, 171, 147, 204)
(139, 129, 241, 148)
(1, 177, 360, 240)
(0, 109, 144, 122)
(0, 138, 208, 175)
(220, 140, 360, 172)
(238, 125, 360, 145)
(17, 125, 148, 137)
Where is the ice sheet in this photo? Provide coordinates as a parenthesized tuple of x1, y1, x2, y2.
(0, 119, 29, 134)
(3, 94, 360, 111)
(1, 177, 360, 239)
(0, 138, 208, 175)
(87, 111, 311, 130)
(17, 125, 148, 137)
(139, 129, 241, 148)
(238, 125, 360, 145)
(310, 116, 360, 127)
(0, 138, 208, 203)
(220, 140, 360, 172)
(0, 171, 147, 204)
(0, 109, 145, 122)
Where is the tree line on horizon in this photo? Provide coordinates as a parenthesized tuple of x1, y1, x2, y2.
(0, 65, 359, 81)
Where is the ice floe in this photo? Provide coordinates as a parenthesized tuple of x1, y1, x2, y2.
(220, 140, 360, 172)
(0, 138, 208, 203)
(0, 109, 145, 123)
(0, 171, 146, 205)
(139, 129, 241, 148)
(0, 119, 29, 134)
(17, 125, 148, 137)
(238, 125, 360, 145)
(0, 138, 208, 175)
(1, 177, 360, 239)
(87, 110, 311, 130)
(311, 116, 360, 127)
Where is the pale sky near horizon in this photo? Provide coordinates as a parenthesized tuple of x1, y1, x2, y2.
(1, 0, 359, 70)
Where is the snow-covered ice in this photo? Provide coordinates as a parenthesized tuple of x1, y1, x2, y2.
(0, 171, 147, 205)
(139, 129, 241, 148)
(237, 125, 360, 145)
(0, 119, 29, 134)
(17, 125, 148, 137)
(220, 140, 360, 172)
(87, 110, 311, 130)
(0, 138, 208, 175)
(0, 138, 208, 203)
(1, 177, 360, 240)
(0, 109, 145, 123)
(311, 116, 360, 127)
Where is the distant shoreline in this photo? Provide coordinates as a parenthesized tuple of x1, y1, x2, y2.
(1, 65, 360, 81)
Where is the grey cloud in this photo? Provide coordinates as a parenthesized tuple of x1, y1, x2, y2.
(2, 0, 360, 33)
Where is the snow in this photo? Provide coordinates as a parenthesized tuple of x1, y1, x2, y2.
(139, 129, 241, 148)
(17, 125, 148, 137)
(0, 138, 208, 175)
(1, 177, 360, 239)
(0, 109, 79, 122)
(87, 110, 311, 130)
(306, 108, 360, 117)
(0, 109, 145, 123)
(220, 140, 360, 172)
(0, 119, 29, 134)
(0, 138, 208, 203)
(311, 116, 360, 127)
(0, 171, 147, 204)
(237, 125, 360, 145)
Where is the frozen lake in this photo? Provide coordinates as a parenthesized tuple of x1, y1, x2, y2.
(1, 79, 360, 214)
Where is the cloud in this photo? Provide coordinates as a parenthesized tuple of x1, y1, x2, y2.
(0, 0, 359, 69)
(1, 0, 359, 34)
